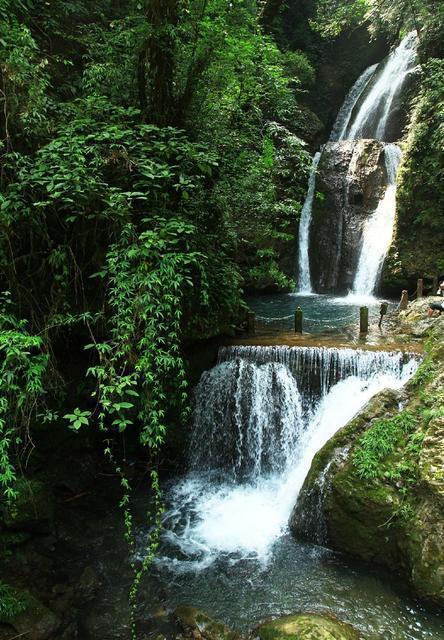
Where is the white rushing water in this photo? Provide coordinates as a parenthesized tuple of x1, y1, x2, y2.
(159, 346, 419, 571)
(352, 143, 402, 297)
(329, 64, 378, 142)
(297, 152, 321, 293)
(346, 32, 418, 141)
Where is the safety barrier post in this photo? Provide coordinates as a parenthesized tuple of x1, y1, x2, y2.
(360, 306, 368, 334)
(295, 307, 303, 334)
(399, 290, 408, 310)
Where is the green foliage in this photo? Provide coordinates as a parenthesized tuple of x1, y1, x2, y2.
(397, 58, 444, 277)
(310, 0, 368, 38)
(353, 411, 417, 480)
(0, 581, 26, 622)
(310, 0, 443, 56)
(0, 3, 51, 145)
(410, 352, 439, 388)
(0, 294, 48, 499)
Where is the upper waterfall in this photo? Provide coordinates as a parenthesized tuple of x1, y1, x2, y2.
(345, 32, 418, 141)
(296, 32, 417, 295)
(329, 64, 378, 142)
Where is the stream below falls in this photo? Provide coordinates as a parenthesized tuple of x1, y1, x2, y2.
(132, 343, 444, 640)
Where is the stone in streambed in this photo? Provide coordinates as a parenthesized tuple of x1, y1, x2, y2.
(254, 613, 361, 640)
(174, 607, 242, 640)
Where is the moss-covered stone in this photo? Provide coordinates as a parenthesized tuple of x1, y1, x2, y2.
(0, 582, 27, 623)
(1, 590, 60, 640)
(255, 613, 361, 640)
(291, 302, 444, 606)
(174, 606, 242, 640)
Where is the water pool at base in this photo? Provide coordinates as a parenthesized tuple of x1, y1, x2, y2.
(153, 533, 444, 639)
(246, 293, 395, 333)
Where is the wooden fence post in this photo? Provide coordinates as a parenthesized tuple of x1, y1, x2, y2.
(295, 307, 303, 334)
(360, 306, 368, 334)
(378, 302, 388, 329)
(247, 311, 255, 334)
(417, 278, 423, 299)
(432, 275, 438, 296)
(400, 290, 408, 310)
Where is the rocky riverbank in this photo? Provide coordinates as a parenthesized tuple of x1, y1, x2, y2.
(291, 299, 444, 606)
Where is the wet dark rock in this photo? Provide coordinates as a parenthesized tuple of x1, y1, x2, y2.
(309, 139, 387, 293)
(255, 612, 361, 640)
(77, 566, 100, 602)
(286, 23, 390, 138)
(7, 592, 61, 640)
(57, 622, 79, 639)
(0, 624, 16, 639)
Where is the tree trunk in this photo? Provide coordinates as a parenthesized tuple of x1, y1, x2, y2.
(259, 0, 284, 32)
(139, 0, 179, 125)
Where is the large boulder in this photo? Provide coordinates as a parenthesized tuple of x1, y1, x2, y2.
(255, 613, 361, 640)
(308, 140, 387, 293)
(290, 311, 444, 606)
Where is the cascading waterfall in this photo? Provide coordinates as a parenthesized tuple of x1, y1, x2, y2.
(297, 152, 321, 293)
(344, 31, 418, 142)
(190, 359, 305, 479)
(296, 32, 417, 294)
(159, 345, 419, 571)
(329, 64, 378, 142)
(352, 143, 402, 296)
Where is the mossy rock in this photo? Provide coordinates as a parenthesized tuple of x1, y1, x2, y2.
(0, 589, 60, 640)
(291, 317, 444, 606)
(174, 606, 242, 640)
(0, 582, 27, 624)
(255, 613, 361, 640)
(1, 479, 54, 533)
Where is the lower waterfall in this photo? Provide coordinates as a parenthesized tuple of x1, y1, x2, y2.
(158, 346, 419, 571)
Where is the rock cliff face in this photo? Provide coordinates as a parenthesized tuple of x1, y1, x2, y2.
(309, 139, 387, 293)
(290, 302, 444, 606)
